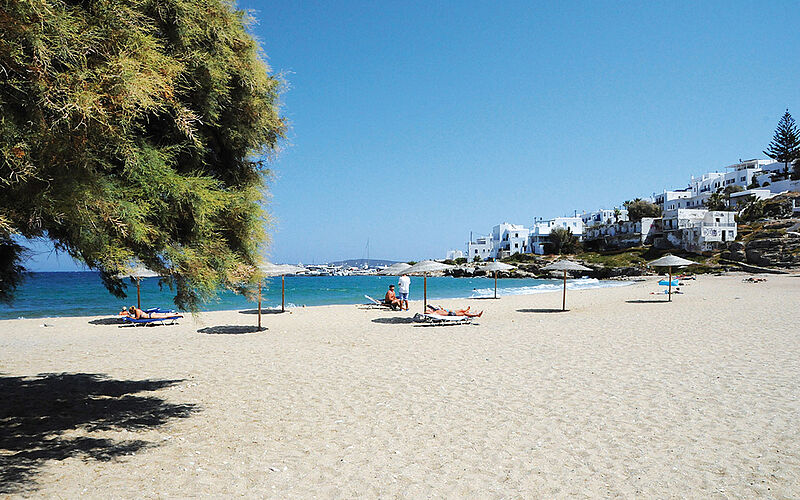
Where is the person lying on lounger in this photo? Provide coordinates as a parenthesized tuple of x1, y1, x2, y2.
(120, 306, 182, 319)
(384, 285, 402, 310)
(426, 305, 483, 318)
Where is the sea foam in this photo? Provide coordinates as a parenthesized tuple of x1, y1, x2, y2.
(468, 277, 632, 298)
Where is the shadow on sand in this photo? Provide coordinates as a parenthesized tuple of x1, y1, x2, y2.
(625, 299, 669, 304)
(88, 317, 126, 325)
(197, 325, 267, 335)
(238, 309, 288, 315)
(0, 373, 196, 495)
(517, 308, 569, 313)
(371, 317, 417, 325)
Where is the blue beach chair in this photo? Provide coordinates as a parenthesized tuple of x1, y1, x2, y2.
(122, 308, 183, 326)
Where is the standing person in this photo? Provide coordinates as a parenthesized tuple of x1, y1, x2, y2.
(397, 273, 411, 311)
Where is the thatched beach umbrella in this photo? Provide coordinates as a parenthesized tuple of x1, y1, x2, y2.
(542, 260, 592, 311)
(378, 262, 412, 276)
(482, 261, 515, 299)
(399, 260, 455, 313)
(120, 265, 159, 309)
(257, 263, 303, 328)
(647, 254, 695, 302)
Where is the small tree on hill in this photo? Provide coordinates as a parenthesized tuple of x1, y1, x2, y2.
(706, 191, 727, 211)
(764, 110, 800, 173)
(624, 199, 662, 222)
(547, 227, 579, 255)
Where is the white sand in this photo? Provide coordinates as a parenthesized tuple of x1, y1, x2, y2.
(1, 275, 799, 497)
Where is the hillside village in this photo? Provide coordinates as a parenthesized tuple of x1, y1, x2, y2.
(449, 113, 800, 272)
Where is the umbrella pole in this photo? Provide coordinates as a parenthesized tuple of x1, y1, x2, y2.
(423, 274, 427, 313)
(258, 282, 262, 329)
(668, 266, 672, 302)
(282, 275, 286, 312)
(136, 279, 141, 310)
(494, 271, 498, 299)
(562, 270, 567, 311)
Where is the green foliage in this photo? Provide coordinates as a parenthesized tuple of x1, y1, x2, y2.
(738, 194, 797, 222)
(576, 246, 719, 273)
(501, 252, 539, 263)
(407, 261, 417, 265)
(738, 200, 765, 223)
(624, 198, 662, 221)
(472, 255, 481, 262)
(442, 259, 455, 265)
(704, 185, 744, 212)
(705, 191, 727, 211)
(546, 227, 579, 255)
(764, 110, 800, 172)
(0, 0, 285, 308)
(454, 257, 467, 265)
(577, 247, 650, 267)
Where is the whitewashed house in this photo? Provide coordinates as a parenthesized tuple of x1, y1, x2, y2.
(445, 249, 464, 261)
(467, 236, 493, 262)
(751, 161, 800, 193)
(492, 223, 529, 259)
(727, 188, 776, 209)
(678, 159, 770, 209)
(655, 190, 692, 211)
(528, 217, 584, 255)
(581, 207, 629, 227)
(661, 209, 737, 252)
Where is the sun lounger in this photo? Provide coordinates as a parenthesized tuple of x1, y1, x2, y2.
(122, 308, 183, 326)
(413, 313, 473, 326)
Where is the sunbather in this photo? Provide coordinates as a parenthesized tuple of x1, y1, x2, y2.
(120, 306, 182, 319)
(384, 285, 402, 310)
(426, 304, 482, 317)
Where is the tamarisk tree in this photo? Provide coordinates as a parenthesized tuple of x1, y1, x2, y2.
(764, 110, 800, 173)
(0, 0, 285, 308)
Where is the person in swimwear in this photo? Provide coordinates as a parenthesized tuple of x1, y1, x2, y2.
(121, 306, 182, 319)
(384, 285, 402, 310)
(426, 304, 483, 317)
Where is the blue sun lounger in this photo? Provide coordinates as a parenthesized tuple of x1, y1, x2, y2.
(122, 308, 183, 326)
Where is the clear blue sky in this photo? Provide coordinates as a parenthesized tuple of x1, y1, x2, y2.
(24, 0, 800, 270)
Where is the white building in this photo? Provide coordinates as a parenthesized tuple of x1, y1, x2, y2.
(467, 236, 493, 262)
(727, 188, 776, 209)
(654, 190, 692, 211)
(661, 209, 737, 252)
(528, 217, 584, 255)
(751, 161, 800, 194)
(653, 160, 771, 211)
(678, 159, 771, 209)
(445, 249, 464, 261)
(581, 207, 629, 227)
(491, 223, 529, 259)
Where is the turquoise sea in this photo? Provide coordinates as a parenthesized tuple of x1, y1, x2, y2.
(0, 272, 630, 320)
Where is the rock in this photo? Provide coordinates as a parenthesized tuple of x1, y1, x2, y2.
(728, 241, 745, 252)
(729, 250, 746, 262)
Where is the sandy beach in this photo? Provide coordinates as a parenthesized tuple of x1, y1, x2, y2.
(1, 274, 799, 497)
